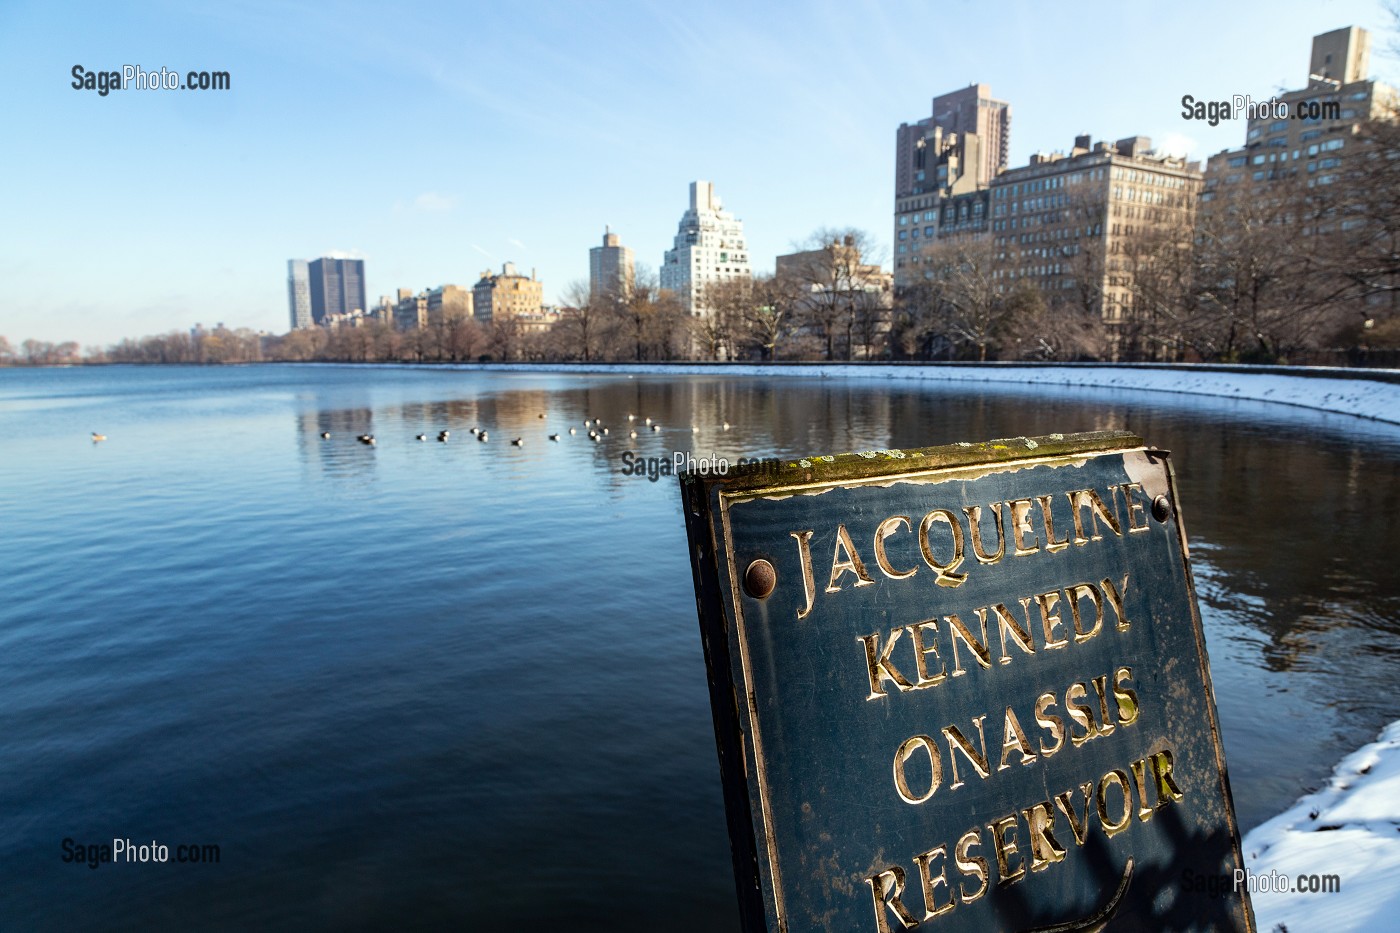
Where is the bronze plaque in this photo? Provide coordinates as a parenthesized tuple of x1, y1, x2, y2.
(680, 431, 1253, 932)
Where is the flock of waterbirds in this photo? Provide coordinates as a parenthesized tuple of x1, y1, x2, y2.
(88, 415, 734, 447)
(305, 412, 732, 450)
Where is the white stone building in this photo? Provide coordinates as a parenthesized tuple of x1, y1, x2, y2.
(660, 181, 751, 316)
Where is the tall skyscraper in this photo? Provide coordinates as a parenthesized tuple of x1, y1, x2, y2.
(307, 257, 367, 325)
(660, 181, 751, 316)
(287, 260, 312, 330)
(589, 227, 635, 302)
(893, 84, 1011, 287)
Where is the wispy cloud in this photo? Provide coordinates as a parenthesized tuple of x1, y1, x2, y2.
(472, 244, 497, 262)
(414, 191, 455, 212)
(1156, 132, 1198, 158)
(507, 237, 527, 251)
(325, 248, 367, 260)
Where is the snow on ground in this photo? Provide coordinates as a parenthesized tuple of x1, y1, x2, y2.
(1242, 721, 1400, 932)
(444, 362, 1400, 425)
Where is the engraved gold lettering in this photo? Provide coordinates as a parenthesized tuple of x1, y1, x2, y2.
(865, 866, 920, 933)
(954, 829, 988, 904)
(947, 612, 992, 675)
(918, 509, 967, 586)
(1090, 675, 1117, 738)
(989, 814, 1025, 885)
(1130, 757, 1154, 822)
(997, 706, 1036, 771)
(989, 602, 1034, 665)
(1113, 667, 1139, 725)
(827, 523, 876, 593)
(893, 735, 943, 805)
(1037, 495, 1070, 553)
(906, 620, 947, 689)
(1009, 498, 1040, 556)
(943, 718, 990, 789)
(1096, 769, 1133, 837)
(1036, 591, 1068, 649)
(857, 630, 913, 700)
(1067, 583, 1104, 643)
(1034, 692, 1065, 757)
(874, 516, 919, 580)
(1065, 682, 1095, 747)
(1054, 783, 1094, 846)
(1102, 573, 1131, 631)
(1021, 800, 1067, 871)
(964, 504, 1005, 564)
(1150, 749, 1186, 805)
(1070, 488, 1123, 543)
(913, 845, 956, 921)
(792, 530, 816, 620)
(1120, 482, 1151, 532)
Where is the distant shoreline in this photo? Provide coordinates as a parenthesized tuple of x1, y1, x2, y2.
(10, 359, 1400, 423)
(337, 359, 1400, 424)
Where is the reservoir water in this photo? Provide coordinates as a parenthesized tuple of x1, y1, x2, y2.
(2, 364, 1397, 930)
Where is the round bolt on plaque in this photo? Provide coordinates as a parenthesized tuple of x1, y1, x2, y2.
(1152, 495, 1172, 523)
(744, 559, 777, 599)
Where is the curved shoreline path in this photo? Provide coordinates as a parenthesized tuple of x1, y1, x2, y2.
(416, 361, 1400, 425)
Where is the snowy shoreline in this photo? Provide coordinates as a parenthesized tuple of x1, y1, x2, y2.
(394, 361, 1400, 425)
(1243, 721, 1400, 932)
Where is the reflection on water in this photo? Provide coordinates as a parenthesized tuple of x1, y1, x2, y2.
(0, 363, 1396, 930)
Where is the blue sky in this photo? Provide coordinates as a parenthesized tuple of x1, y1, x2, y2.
(1, 0, 1394, 345)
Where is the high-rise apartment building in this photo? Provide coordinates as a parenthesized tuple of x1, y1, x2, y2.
(473, 262, 544, 324)
(589, 227, 635, 302)
(989, 136, 1202, 333)
(1203, 27, 1394, 202)
(660, 181, 752, 316)
(307, 257, 367, 325)
(287, 260, 312, 330)
(894, 84, 1011, 287)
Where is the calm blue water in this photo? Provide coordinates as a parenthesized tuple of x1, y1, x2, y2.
(2, 364, 1397, 930)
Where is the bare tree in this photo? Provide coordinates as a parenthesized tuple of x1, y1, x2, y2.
(555, 280, 608, 361)
(920, 238, 1029, 361)
(783, 228, 886, 360)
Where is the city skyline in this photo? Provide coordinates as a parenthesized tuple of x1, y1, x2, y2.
(1, 0, 1394, 344)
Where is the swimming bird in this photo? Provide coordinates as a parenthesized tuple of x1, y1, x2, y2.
(602, 427, 609, 435)
(416, 434, 427, 441)
(439, 430, 450, 440)
(568, 427, 576, 435)
(592, 433, 601, 442)
(512, 437, 524, 447)
(319, 431, 330, 439)
(549, 433, 560, 442)
(691, 425, 699, 433)
(91, 432, 107, 442)
(651, 424, 661, 432)
(722, 422, 731, 431)
(629, 430, 637, 439)
(627, 414, 635, 421)
(478, 431, 488, 442)
(538, 413, 546, 419)
(358, 434, 376, 445)
(644, 417, 652, 425)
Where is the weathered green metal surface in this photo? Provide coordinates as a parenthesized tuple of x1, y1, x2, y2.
(681, 431, 1253, 933)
